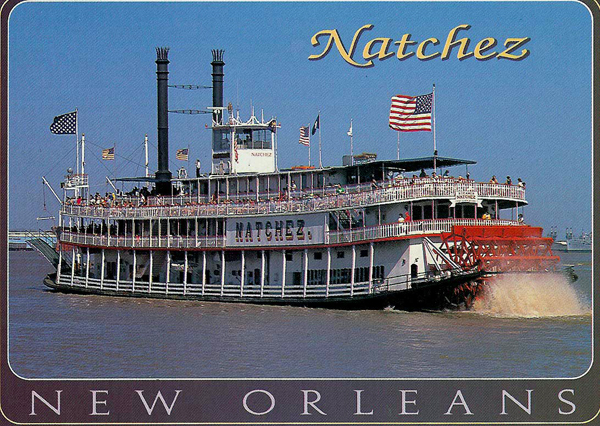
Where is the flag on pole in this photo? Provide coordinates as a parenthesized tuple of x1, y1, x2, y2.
(176, 148, 189, 161)
(389, 93, 433, 132)
(347, 121, 353, 137)
(50, 111, 77, 134)
(102, 147, 115, 160)
(299, 126, 310, 146)
(311, 115, 320, 135)
(266, 118, 278, 132)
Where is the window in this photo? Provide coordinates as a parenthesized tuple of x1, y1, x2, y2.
(212, 129, 231, 152)
(285, 252, 293, 261)
(355, 267, 369, 283)
(314, 252, 322, 260)
(337, 251, 345, 259)
(251, 129, 272, 149)
(225, 251, 241, 262)
(360, 249, 368, 258)
(373, 265, 385, 280)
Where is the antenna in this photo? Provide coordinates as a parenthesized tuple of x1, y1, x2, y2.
(236, 79, 240, 114)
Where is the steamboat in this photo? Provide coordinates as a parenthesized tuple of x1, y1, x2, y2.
(32, 48, 559, 310)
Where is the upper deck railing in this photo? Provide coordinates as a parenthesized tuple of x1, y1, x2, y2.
(327, 218, 521, 244)
(59, 218, 523, 249)
(61, 178, 526, 220)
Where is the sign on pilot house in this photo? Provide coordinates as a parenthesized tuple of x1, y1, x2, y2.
(226, 214, 325, 247)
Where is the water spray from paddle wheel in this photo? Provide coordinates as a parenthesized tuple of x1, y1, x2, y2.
(440, 225, 560, 308)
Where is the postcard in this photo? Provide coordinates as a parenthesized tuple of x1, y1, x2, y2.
(1, 0, 597, 424)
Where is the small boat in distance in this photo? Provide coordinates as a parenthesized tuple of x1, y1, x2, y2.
(552, 228, 592, 252)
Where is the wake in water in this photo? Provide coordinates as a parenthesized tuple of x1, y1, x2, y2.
(472, 273, 589, 318)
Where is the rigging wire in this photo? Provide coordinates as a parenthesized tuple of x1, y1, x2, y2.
(168, 84, 212, 90)
(41, 144, 77, 177)
(146, 139, 187, 172)
(84, 139, 146, 172)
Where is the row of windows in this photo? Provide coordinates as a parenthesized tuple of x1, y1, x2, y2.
(292, 265, 385, 286)
(286, 249, 370, 262)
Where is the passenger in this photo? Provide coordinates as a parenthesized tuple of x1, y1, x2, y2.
(443, 170, 450, 178)
(404, 211, 411, 222)
(506, 176, 512, 185)
(371, 179, 379, 190)
(466, 172, 471, 180)
(419, 168, 427, 178)
(517, 178, 525, 188)
(518, 213, 524, 223)
(489, 175, 498, 184)
(397, 214, 405, 223)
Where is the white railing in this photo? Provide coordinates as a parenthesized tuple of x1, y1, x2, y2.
(59, 218, 521, 249)
(60, 231, 225, 249)
(56, 268, 471, 300)
(327, 218, 522, 244)
(62, 180, 526, 220)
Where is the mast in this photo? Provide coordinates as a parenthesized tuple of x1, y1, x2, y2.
(348, 119, 354, 165)
(81, 133, 86, 200)
(432, 84, 437, 173)
(308, 122, 311, 167)
(75, 108, 79, 198)
(81, 133, 85, 177)
(144, 134, 149, 178)
(318, 112, 322, 168)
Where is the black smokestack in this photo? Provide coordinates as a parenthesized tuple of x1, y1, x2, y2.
(211, 49, 225, 124)
(155, 46, 171, 194)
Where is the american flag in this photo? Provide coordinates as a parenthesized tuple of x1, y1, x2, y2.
(102, 147, 115, 160)
(299, 126, 310, 146)
(389, 93, 433, 132)
(176, 148, 189, 161)
(49, 110, 77, 134)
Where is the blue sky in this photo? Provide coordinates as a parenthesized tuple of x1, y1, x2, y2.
(8, 1, 592, 236)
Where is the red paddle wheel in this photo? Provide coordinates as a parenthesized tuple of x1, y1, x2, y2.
(441, 225, 559, 273)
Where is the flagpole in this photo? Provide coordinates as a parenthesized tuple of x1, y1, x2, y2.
(274, 124, 279, 172)
(113, 142, 116, 179)
(81, 134, 85, 176)
(350, 119, 354, 166)
(397, 131, 400, 160)
(75, 108, 79, 198)
(187, 143, 190, 174)
(81, 132, 86, 200)
(308, 123, 311, 167)
(318, 111, 322, 168)
(432, 84, 437, 173)
(144, 134, 149, 178)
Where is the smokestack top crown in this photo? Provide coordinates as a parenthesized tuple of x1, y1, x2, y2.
(156, 47, 170, 62)
(211, 49, 225, 64)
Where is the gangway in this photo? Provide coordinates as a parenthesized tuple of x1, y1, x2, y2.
(26, 230, 60, 268)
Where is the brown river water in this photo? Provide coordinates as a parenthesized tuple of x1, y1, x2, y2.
(8, 250, 592, 378)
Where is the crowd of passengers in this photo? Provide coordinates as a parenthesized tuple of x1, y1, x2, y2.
(63, 170, 526, 209)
